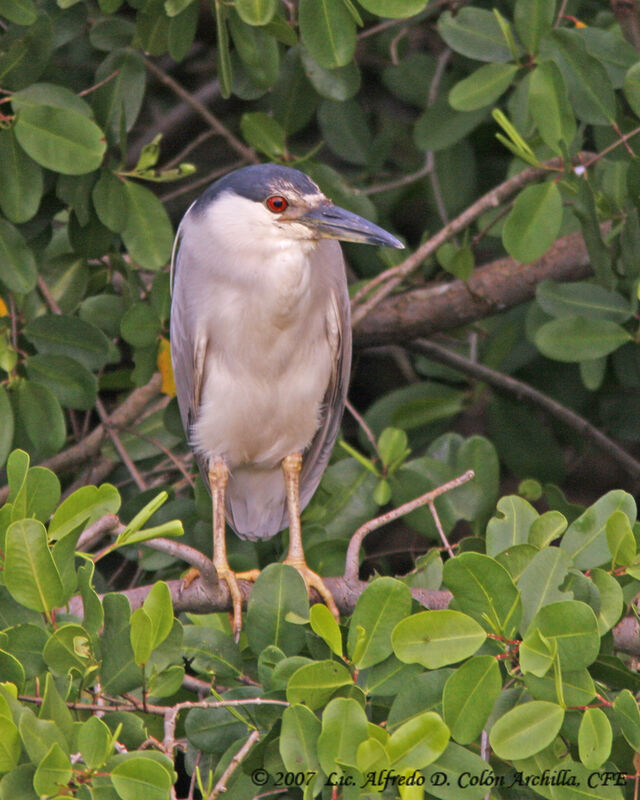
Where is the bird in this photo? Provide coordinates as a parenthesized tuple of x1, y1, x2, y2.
(170, 163, 403, 635)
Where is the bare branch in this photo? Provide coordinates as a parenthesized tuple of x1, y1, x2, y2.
(208, 730, 260, 800)
(353, 226, 602, 348)
(408, 338, 640, 485)
(344, 470, 475, 584)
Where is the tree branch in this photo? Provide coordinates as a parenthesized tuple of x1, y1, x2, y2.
(353, 227, 599, 348)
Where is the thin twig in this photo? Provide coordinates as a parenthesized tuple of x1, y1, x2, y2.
(361, 155, 433, 196)
(345, 399, 380, 459)
(164, 130, 216, 170)
(76, 513, 125, 551)
(409, 338, 640, 485)
(344, 470, 475, 584)
(95, 397, 148, 491)
(144, 58, 257, 164)
(208, 730, 260, 800)
(37, 275, 62, 314)
(428, 500, 454, 558)
(350, 157, 570, 326)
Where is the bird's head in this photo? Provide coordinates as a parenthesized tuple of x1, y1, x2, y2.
(191, 164, 404, 251)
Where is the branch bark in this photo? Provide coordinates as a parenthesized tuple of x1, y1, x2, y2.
(353, 227, 598, 348)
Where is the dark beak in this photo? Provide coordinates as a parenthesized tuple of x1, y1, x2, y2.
(299, 203, 404, 248)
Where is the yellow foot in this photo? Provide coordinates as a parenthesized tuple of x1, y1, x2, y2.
(215, 567, 261, 640)
(283, 559, 340, 622)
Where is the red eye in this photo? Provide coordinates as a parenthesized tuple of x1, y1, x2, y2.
(266, 195, 288, 213)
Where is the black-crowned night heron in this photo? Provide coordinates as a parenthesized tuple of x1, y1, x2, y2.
(170, 164, 402, 634)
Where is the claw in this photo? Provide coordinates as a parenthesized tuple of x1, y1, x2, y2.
(283, 558, 340, 622)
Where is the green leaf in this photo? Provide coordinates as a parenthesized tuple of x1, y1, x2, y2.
(573, 179, 612, 285)
(15, 380, 66, 456)
(590, 568, 623, 636)
(300, 49, 360, 101)
(0, 16, 53, 91)
(606, 509, 636, 568)
(534, 316, 631, 363)
(524, 668, 596, 707)
(489, 701, 564, 759)
(33, 742, 71, 796)
(110, 757, 173, 800)
(443, 552, 521, 638)
(414, 97, 488, 152)
(310, 603, 343, 658)
(92, 170, 128, 233)
(0, 387, 14, 470)
(0, 218, 37, 295)
(317, 697, 368, 776)
(239, 112, 286, 158)
(25, 354, 98, 411)
(536, 281, 632, 324)
(358, 0, 426, 16)
(514, 0, 554, 54)
(130, 608, 154, 666)
(442, 656, 501, 745)
(101, 594, 142, 695)
(14, 105, 105, 175)
(280, 705, 322, 786)
(422, 742, 496, 800)
(4, 519, 65, 615)
(142, 581, 173, 651)
(517, 547, 572, 635)
(613, 689, 640, 751)
(93, 49, 146, 135)
(168, 0, 199, 61)
(449, 63, 518, 112)
(502, 181, 563, 263)
(299, 0, 356, 69)
(319, 99, 372, 166)
(0, 0, 37, 25)
(235, 0, 277, 26)
(49, 483, 120, 540)
(78, 715, 112, 770)
(392, 610, 486, 669)
(228, 14, 279, 89)
(246, 564, 309, 656)
(120, 303, 161, 348)
(529, 510, 567, 549)
(529, 60, 576, 153)
(0, 127, 43, 223)
(347, 577, 412, 669)
(486, 495, 538, 556)
(525, 601, 600, 670)
(578, 707, 612, 770)
(561, 490, 636, 568)
(539, 29, 616, 125)
(438, 8, 513, 62)
(24, 314, 112, 371)
(388, 711, 449, 771)
(623, 62, 640, 118)
(286, 660, 352, 709)
(0, 717, 20, 772)
(121, 180, 173, 269)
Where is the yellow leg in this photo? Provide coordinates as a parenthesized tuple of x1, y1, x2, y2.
(209, 461, 259, 639)
(282, 452, 340, 621)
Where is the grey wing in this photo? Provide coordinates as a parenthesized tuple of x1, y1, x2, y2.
(170, 222, 210, 483)
(299, 251, 352, 511)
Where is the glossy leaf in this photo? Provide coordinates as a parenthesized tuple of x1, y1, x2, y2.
(536, 280, 632, 323)
(525, 601, 600, 670)
(486, 495, 538, 556)
(0, 219, 37, 294)
(25, 355, 97, 411)
(310, 603, 343, 658)
(33, 742, 71, 796)
(279, 704, 322, 785)
(606, 509, 636, 567)
(540, 29, 615, 125)
(299, 0, 356, 69)
(443, 553, 521, 637)
(24, 314, 111, 371)
(438, 8, 512, 62)
(624, 61, 640, 118)
(449, 63, 518, 112)
(613, 689, 640, 751)
(489, 701, 564, 759)
(514, 0, 554, 54)
(15, 380, 66, 455)
(4, 519, 65, 614)
(442, 656, 501, 744)
(286, 660, 352, 709)
(235, 0, 276, 25)
(121, 180, 174, 269)
(347, 577, 412, 669)
(246, 564, 310, 656)
(392, 610, 486, 669)
(0, 0, 37, 25)
(502, 181, 563, 263)
(239, 112, 286, 158)
(110, 758, 173, 800)
(535, 316, 631, 363)
(388, 711, 449, 771)
(0, 386, 14, 469)
(561, 490, 636, 568)
(317, 697, 368, 776)
(14, 105, 105, 175)
(517, 547, 572, 635)
(0, 127, 43, 223)
(358, 0, 426, 17)
(578, 708, 612, 770)
(529, 60, 576, 153)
